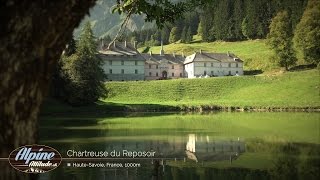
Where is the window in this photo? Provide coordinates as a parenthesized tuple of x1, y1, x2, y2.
(229, 71, 231, 75)
(135, 61, 138, 66)
(211, 71, 214, 75)
(109, 69, 112, 74)
(228, 63, 231, 67)
(149, 64, 152, 69)
(121, 60, 124, 65)
(236, 71, 238, 74)
(172, 73, 174, 77)
(236, 63, 238, 67)
(109, 60, 112, 65)
(204, 71, 207, 75)
(180, 73, 182, 77)
(156, 65, 158, 69)
(172, 65, 174, 69)
(211, 63, 213, 67)
(135, 69, 138, 74)
(121, 69, 124, 74)
(204, 63, 206, 67)
(149, 72, 152, 76)
(156, 72, 158, 77)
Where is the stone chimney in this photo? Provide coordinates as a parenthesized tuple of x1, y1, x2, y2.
(113, 41, 116, 48)
(160, 40, 164, 56)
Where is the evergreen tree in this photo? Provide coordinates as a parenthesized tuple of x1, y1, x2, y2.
(214, 0, 234, 40)
(161, 25, 170, 44)
(233, 0, 245, 40)
(185, 26, 193, 43)
(199, 15, 215, 41)
(294, 0, 320, 65)
(180, 26, 187, 43)
(244, 0, 258, 39)
(66, 21, 107, 105)
(241, 17, 250, 39)
(169, 27, 179, 43)
(267, 11, 297, 70)
(197, 21, 203, 37)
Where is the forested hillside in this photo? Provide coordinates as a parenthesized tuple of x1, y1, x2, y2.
(126, 0, 308, 47)
(75, 0, 308, 49)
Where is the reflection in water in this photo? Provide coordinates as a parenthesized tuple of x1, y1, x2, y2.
(35, 112, 319, 180)
(186, 134, 245, 163)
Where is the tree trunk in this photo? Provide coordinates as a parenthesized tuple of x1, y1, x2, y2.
(0, 1, 96, 179)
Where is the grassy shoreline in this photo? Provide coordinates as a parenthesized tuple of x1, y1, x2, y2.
(41, 69, 319, 114)
(100, 69, 319, 113)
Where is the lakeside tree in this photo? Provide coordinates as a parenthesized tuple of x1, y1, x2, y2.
(64, 22, 107, 106)
(267, 11, 297, 70)
(51, 37, 75, 100)
(293, 0, 320, 65)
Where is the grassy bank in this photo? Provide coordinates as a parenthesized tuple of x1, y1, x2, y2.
(139, 39, 276, 71)
(104, 69, 320, 111)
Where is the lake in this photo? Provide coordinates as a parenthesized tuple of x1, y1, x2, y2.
(38, 112, 319, 180)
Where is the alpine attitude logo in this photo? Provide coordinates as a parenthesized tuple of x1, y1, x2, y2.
(9, 145, 62, 173)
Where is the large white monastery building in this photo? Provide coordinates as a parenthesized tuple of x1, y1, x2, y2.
(99, 41, 243, 81)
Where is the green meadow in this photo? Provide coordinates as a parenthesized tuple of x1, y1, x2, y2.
(104, 69, 320, 109)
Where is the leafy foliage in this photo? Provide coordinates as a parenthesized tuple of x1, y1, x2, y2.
(294, 0, 320, 65)
(267, 11, 297, 70)
(53, 22, 107, 106)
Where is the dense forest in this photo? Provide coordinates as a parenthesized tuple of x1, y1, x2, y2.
(122, 0, 308, 47)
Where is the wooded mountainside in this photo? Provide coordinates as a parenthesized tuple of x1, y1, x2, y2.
(124, 0, 308, 47)
(76, 0, 308, 48)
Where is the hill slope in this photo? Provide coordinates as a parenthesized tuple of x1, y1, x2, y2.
(73, 0, 154, 38)
(104, 70, 320, 108)
(139, 39, 276, 71)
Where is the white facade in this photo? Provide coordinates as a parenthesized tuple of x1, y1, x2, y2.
(143, 48, 185, 80)
(99, 42, 244, 81)
(184, 52, 243, 78)
(101, 56, 145, 81)
(99, 41, 145, 81)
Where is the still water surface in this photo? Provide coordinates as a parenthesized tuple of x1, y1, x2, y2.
(39, 112, 319, 180)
